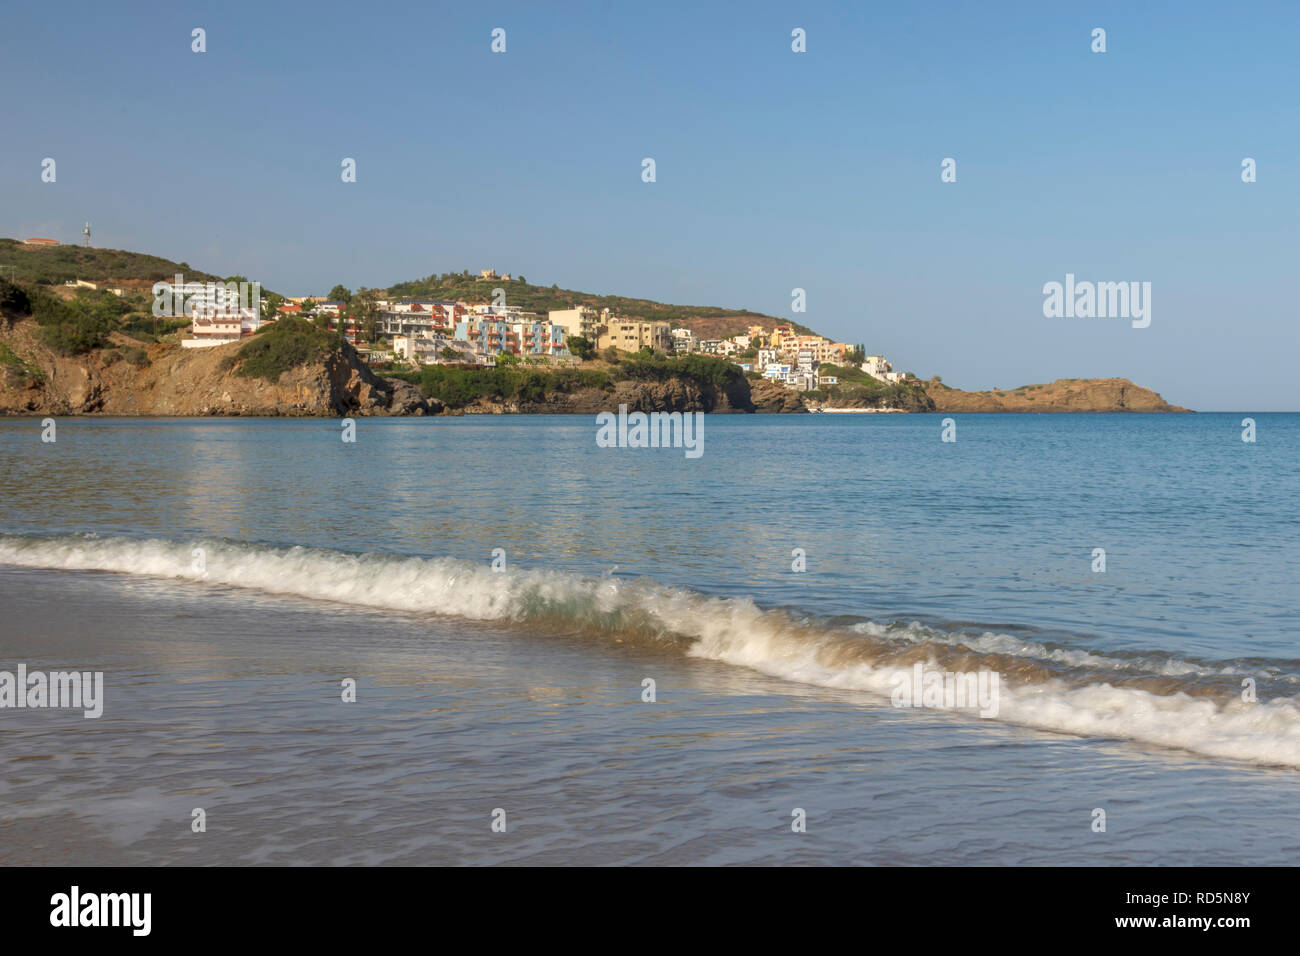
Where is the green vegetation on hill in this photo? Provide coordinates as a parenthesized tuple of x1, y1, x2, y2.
(384, 271, 816, 334)
(8, 281, 171, 355)
(391, 351, 741, 409)
(805, 362, 926, 406)
(392, 365, 615, 406)
(0, 278, 31, 320)
(223, 317, 343, 382)
(26, 286, 146, 354)
(617, 351, 742, 389)
(0, 238, 219, 285)
(2, 238, 819, 338)
(0, 342, 44, 386)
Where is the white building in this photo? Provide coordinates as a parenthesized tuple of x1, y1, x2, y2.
(795, 349, 818, 375)
(392, 334, 478, 365)
(861, 355, 893, 382)
(166, 280, 263, 348)
(762, 363, 793, 382)
(182, 316, 243, 348)
(379, 301, 463, 337)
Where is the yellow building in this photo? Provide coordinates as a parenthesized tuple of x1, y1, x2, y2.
(597, 318, 672, 353)
(548, 306, 604, 343)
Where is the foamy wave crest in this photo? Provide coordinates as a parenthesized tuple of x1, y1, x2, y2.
(3, 533, 1299, 768)
(851, 620, 1287, 681)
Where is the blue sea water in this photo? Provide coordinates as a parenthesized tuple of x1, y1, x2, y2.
(0, 412, 1296, 864)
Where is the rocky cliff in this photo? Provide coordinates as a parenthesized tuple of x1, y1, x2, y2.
(459, 369, 793, 414)
(926, 378, 1189, 413)
(0, 319, 434, 416)
(1, 315, 1189, 418)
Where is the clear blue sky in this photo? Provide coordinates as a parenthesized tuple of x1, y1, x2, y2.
(4, 1, 1297, 410)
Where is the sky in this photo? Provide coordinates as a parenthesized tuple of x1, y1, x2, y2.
(3, 0, 1297, 410)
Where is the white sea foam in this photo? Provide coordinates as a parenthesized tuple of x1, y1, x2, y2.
(850, 620, 1267, 680)
(2, 533, 1299, 768)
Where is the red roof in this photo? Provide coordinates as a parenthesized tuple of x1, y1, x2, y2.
(23, 237, 59, 244)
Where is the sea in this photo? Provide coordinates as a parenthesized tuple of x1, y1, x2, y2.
(0, 412, 1296, 865)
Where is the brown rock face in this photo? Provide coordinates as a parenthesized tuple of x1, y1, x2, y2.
(748, 377, 808, 413)
(926, 378, 1190, 413)
(0, 319, 439, 417)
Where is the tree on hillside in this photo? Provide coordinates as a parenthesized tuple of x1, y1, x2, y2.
(0, 279, 31, 323)
(566, 335, 594, 360)
(328, 284, 353, 304)
(350, 288, 380, 342)
(260, 292, 285, 323)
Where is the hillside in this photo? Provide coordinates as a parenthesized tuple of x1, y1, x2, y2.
(1, 238, 821, 339)
(0, 242, 1193, 416)
(0, 238, 220, 285)
(805, 362, 936, 411)
(0, 300, 807, 416)
(385, 271, 817, 337)
(926, 378, 1190, 412)
(0, 314, 429, 416)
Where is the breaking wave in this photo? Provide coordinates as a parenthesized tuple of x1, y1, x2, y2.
(2, 532, 1298, 767)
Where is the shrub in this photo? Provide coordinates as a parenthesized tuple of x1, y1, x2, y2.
(0, 279, 30, 320)
(0, 342, 43, 385)
(28, 290, 111, 354)
(566, 335, 594, 360)
(228, 317, 340, 381)
(617, 352, 740, 389)
(392, 364, 615, 408)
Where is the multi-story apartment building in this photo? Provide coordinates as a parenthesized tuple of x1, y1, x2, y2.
(861, 355, 892, 381)
(776, 335, 849, 365)
(795, 349, 819, 374)
(454, 316, 519, 358)
(379, 300, 464, 337)
(472, 303, 536, 322)
(596, 318, 672, 353)
(670, 327, 695, 353)
(762, 363, 793, 382)
(163, 279, 262, 348)
(548, 306, 605, 344)
(769, 325, 796, 350)
(392, 334, 457, 364)
(511, 318, 568, 356)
